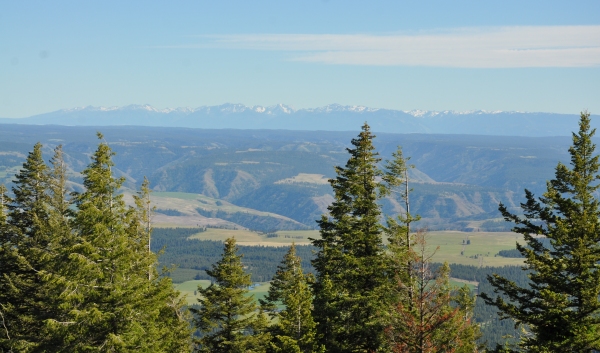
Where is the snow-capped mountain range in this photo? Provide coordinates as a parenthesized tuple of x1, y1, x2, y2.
(0, 103, 588, 137)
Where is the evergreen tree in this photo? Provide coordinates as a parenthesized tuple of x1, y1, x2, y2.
(0, 184, 7, 225)
(193, 237, 268, 353)
(381, 147, 420, 308)
(481, 112, 600, 352)
(63, 133, 140, 350)
(385, 230, 480, 353)
(311, 123, 389, 352)
(0, 142, 59, 351)
(0, 183, 10, 345)
(0, 139, 191, 351)
(260, 243, 322, 353)
(47, 145, 72, 226)
(62, 133, 192, 351)
(129, 177, 193, 352)
(37, 144, 80, 351)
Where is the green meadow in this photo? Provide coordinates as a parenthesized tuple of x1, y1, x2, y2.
(175, 280, 271, 306)
(178, 228, 524, 266)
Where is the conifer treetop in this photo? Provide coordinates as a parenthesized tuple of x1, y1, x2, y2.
(482, 111, 600, 352)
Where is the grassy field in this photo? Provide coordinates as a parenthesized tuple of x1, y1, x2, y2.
(154, 191, 201, 201)
(172, 230, 525, 307)
(449, 279, 477, 291)
(183, 228, 524, 266)
(188, 228, 314, 246)
(426, 231, 524, 267)
(174, 280, 210, 305)
(175, 280, 271, 306)
(274, 173, 329, 185)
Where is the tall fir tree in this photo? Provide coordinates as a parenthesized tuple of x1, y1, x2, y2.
(36, 144, 80, 351)
(193, 237, 268, 353)
(260, 243, 322, 353)
(311, 123, 389, 352)
(0, 183, 10, 346)
(62, 133, 192, 352)
(0, 184, 7, 225)
(0, 142, 61, 351)
(65, 132, 142, 350)
(129, 176, 193, 352)
(381, 146, 420, 308)
(481, 112, 600, 352)
(48, 145, 71, 222)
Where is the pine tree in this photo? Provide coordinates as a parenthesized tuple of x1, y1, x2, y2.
(381, 147, 420, 307)
(62, 133, 192, 351)
(311, 123, 389, 352)
(36, 144, 80, 351)
(47, 145, 72, 225)
(62, 133, 139, 350)
(481, 112, 600, 352)
(130, 176, 193, 352)
(0, 183, 11, 346)
(260, 243, 322, 353)
(193, 237, 268, 353)
(0, 184, 7, 226)
(0, 142, 60, 351)
(385, 230, 480, 353)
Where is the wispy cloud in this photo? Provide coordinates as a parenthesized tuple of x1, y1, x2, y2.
(174, 26, 600, 68)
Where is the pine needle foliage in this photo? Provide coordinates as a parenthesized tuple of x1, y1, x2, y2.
(311, 123, 389, 352)
(0, 142, 61, 351)
(193, 237, 268, 353)
(481, 112, 600, 352)
(0, 137, 192, 352)
(64, 133, 192, 352)
(260, 243, 322, 353)
(381, 146, 421, 308)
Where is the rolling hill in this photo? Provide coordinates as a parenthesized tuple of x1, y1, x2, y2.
(0, 124, 575, 230)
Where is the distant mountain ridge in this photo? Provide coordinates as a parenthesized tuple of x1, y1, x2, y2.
(0, 103, 588, 137)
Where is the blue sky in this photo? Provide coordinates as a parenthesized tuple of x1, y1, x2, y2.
(1, 1, 600, 117)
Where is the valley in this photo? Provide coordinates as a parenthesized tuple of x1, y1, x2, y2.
(0, 124, 575, 232)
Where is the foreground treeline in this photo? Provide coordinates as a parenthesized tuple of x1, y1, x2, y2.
(191, 124, 482, 353)
(152, 226, 529, 348)
(0, 126, 481, 352)
(0, 135, 192, 352)
(164, 112, 600, 353)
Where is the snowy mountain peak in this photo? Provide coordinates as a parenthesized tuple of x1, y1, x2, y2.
(402, 109, 512, 118)
(58, 104, 520, 117)
(4, 104, 581, 137)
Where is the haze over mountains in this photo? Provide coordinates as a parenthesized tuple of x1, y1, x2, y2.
(0, 104, 590, 137)
(0, 102, 590, 231)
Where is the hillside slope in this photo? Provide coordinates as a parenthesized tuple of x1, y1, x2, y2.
(0, 124, 574, 230)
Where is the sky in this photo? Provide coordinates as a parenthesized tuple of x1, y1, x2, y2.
(1, 1, 600, 118)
